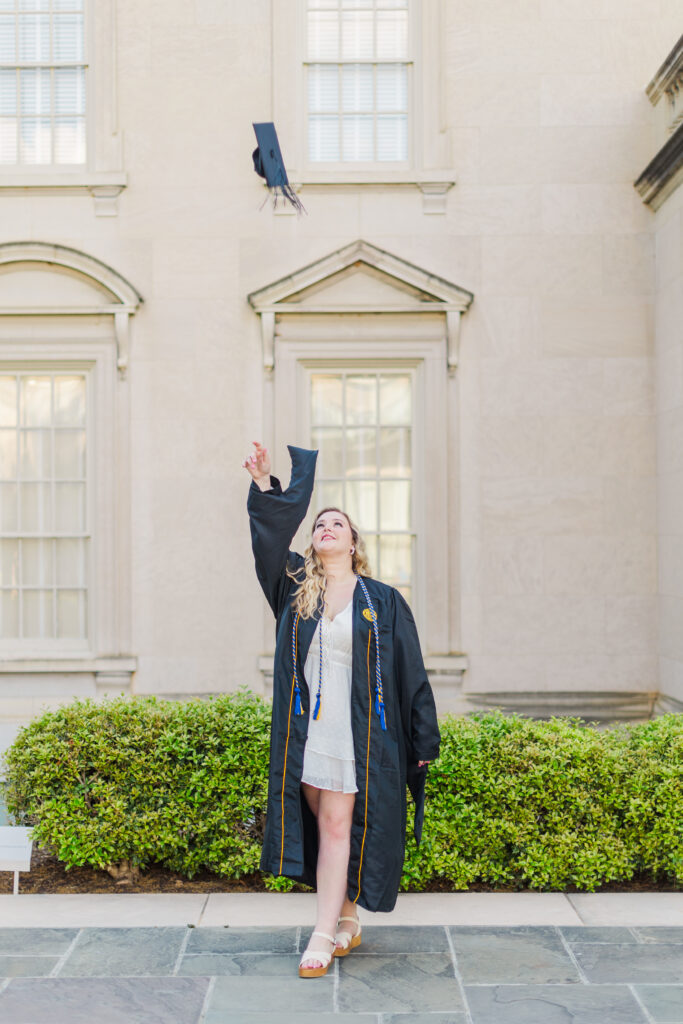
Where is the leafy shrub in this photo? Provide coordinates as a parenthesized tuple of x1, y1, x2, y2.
(3, 691, 270, 882)
(402, 711, 683, 891)
(3, 696, 682, 891)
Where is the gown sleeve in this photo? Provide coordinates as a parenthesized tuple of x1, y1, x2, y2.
(392, 588, 441, 845)
(247, 445, 318, 619)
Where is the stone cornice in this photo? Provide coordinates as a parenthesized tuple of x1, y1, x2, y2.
(646, 33, 683, 106)
(634, 121, 683, 210)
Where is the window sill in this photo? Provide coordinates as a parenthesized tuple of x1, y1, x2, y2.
(0, 171, 128, 216)
(0, 655, 137, 674)
(280, 170, 456, 214)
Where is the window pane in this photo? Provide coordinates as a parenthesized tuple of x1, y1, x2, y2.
(379, 426, 411, 477)
(0, 15, 16, 62)
(19, 429, 51, 479)
(20, 69, 51, 116)
(346, 427, 376, 478)
(380, 480, 410, 530)
(19, 482, 51, 532)
(311, 375, 343, 426)
(54, 375, 85, 426)
(54, 115, 84, 162)
(56, 537, 84, 586)
(0, 429, 17, 478)
(377, 114, 407, 160)
(21, 537, 53, 585)
(17, 13, 50, 61)
(376, 8, 407, 59)
(21, 376, 51, 427)
(308, 9, 338, 60)
(341, 9, 373, 60)
(0, 539, 18, 586)
(0, 589, 19, 638)
(361, 532, 377, 574)
(346, 480, 376, 532)
(346, 376, 375, 425)
(341, 64, 373, 112)
(308, 64, 338, 114)
(380, 374, 411, 424)
(342, 115, 373, 160)
(308, 115, 339, 161)
(0, 69, 17, 117)
(54, 429, 85, 478)
(57, 587, 82, 637)
(315, 481, 344, 515)
(312, 427, 343, 478)
(22, 587, 52, 637)
(53, 13, 83, 61)
(54, 67, 84, 115)
(376, 64, 406, 111)
(19, 117, 51, 162)
(379, 533, 411, 585)
(19, 0, 50, 10)
(53, 0, 83, 10)
(0, 483, 17, 531)
(0, 117, 17, 162)
(55, 481, 85, 532)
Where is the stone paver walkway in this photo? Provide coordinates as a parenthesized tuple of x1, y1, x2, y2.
(0, 925, 681, 1023)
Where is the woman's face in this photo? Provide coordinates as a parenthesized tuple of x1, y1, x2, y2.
(311, 509, 354, 559)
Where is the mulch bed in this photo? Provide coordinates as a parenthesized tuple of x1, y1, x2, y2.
(1, 846, 680, 895)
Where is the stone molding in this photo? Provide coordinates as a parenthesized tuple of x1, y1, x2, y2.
(463, 690, 659, 723)
(634, 122, 683, 211)
(635, 34, 683, 209)
(247, 238, 474, 372)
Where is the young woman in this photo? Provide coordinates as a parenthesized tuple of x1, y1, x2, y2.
(244, 442, 440, 979)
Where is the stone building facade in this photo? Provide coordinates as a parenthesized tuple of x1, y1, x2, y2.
(0, 0, 682, 748)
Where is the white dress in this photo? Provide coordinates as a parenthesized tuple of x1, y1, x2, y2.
(301, 599, 358, 794)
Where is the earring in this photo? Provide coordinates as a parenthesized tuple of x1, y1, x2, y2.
(350, 547, 355, 554)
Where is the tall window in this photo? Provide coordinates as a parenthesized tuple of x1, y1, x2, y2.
(0, 0, 86, 166)
(310, 371, 413, 602)
(306, 0, 409, 163)
(0, 373, 89, 644)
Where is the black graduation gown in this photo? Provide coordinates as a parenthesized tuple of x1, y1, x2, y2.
(247, 444, 441, 913)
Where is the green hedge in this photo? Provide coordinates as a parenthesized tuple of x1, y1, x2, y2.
(3, 694, 682, 891)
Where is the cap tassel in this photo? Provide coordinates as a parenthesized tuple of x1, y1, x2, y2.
(294, 684, 302, 717)
(313, 693, 321, 720)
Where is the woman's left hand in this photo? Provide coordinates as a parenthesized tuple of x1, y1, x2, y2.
(417, 760, 430, 767)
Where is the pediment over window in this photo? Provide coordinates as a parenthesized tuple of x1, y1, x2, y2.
(248, 239, 473, 314)
(247, 240, 474, 370)
(0, 242, 143, 377)
(0, 242, 143, 312)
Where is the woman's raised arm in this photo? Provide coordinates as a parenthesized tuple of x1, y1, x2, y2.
(245, 443, 318, 618)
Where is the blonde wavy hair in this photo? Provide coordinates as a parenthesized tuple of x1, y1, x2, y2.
(286, 506, 372, 619)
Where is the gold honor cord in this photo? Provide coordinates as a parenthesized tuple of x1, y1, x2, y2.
(354, 627, 373, 904)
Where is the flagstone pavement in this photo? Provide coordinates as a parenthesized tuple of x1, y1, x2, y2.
(0, 895, 681, 1023)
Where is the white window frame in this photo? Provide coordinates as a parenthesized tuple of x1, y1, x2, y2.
(0, 0, 89, 169)
(295, 353, 426, 632)
(0, 364, 94, 655)
(0, 0, 126, 214)
(0, 241, 140, 688)
(303, 0, 415, 173)
(270, 0, 455, 197)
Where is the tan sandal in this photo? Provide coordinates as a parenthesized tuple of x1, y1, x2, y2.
(298, 930, 336, 978)
(334, 914, 362, 956)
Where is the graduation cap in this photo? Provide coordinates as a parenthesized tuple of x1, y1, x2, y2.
(252, 122, 306, 214)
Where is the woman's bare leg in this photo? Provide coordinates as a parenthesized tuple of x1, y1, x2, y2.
(300, 784, 355, 968)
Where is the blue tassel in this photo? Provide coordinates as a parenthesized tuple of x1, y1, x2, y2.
(313, 693, 321, 720)
(294, 689, 301, 716)
(378, 703, 386, 731)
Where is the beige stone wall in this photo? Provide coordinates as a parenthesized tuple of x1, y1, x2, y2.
(1, 0, 682, 721)
(655, 183, 683, 708)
